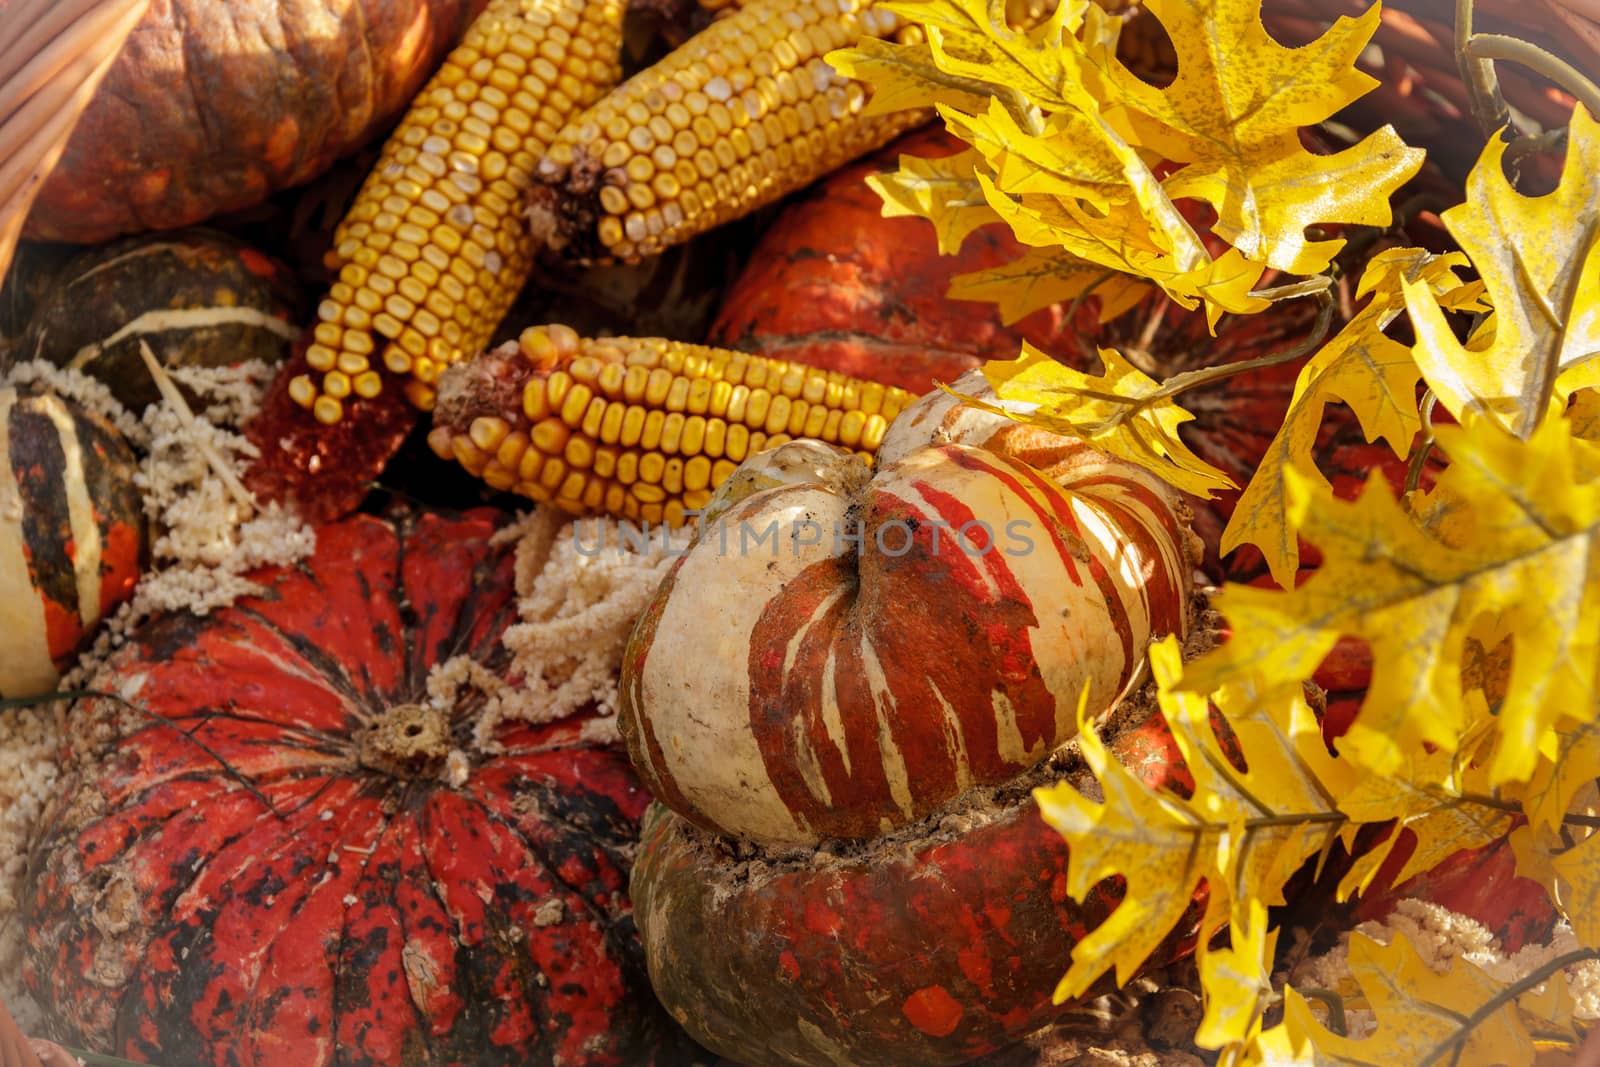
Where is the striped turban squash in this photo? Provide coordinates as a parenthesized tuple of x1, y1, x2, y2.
(0, 386, 144, 699)
(619, 373, 1201, 1063)
(620, 371, 1196, 846)
(22, 509, 683, 1066)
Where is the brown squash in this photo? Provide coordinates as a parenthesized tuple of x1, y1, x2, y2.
(23, 0, 487, 245)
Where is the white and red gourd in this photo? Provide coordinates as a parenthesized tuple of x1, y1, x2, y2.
(619, 372, 1203, 1064)
(0, 385, 145, 699)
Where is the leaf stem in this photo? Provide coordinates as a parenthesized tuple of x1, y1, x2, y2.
(1418, 948, 1600, 1066)
(1064, 269, 1120, 326)
(1137, 294, 1333, 406)
(1057, 294, 1334, 435)
(1453, 790, 1600, 828)
(1405, 390, 1439, 494)
(1505, 126, 1570, 172)
(1248, 276, 1333, 302)
(1296, 988, 1349, 1037)
(1465, 34, 1600, 124)
(1453, 0, 1513, 138)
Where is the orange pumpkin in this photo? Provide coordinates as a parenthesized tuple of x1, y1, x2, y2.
(707, 127, 1089, 394)
(24, 0, 487, 244)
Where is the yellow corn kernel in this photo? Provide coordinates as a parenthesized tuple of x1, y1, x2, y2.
(528, 0, 926, 266)
(430, 329, 916, 527)
(290, 0, 628, 422)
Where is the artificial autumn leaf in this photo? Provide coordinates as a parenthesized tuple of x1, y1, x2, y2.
(1335, 718, 1515, 900)
(972, 174, 1262, 324)
(1520, 718, 1600, 832)
(1553, 830, 1600, 948)
(941, 99, 1129, 207)
(1512, 816, 1600, 949)
(1101, 0, 1424, 275)
(1223, 249, 1482, 586)
(1196, 898, 1277, 1056)
(1260, 933, 1582, 1067)
(1403, 105, 1600, 439)
(1188, 411, 1600, 784)
(1033, 638, 1360, 1000)
(824, 35, 991, 120)
(875, 0, 1100, 112)
(865, 148, 1002, 255)
(964, 343, 1237, 497)
(1572, 388, 1600, 442)
(947, 246, 1151, 325)
(839, 0, 1418, 327)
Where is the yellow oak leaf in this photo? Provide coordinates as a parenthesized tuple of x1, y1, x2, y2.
(1403, 105, 1600, 439)
(1196, 898, 1277, 1055)
(866, 148, 1002, 255)
(1553, 829, 1600, 948)
(965, 343, 1237, 497)
(976, 182, 1269, 324)
(1034, 638, 1360, 1000)
(1519, 718, 1600, 832)
(946, 246, 1150, 325)
(824, 35, 990, 119)
(877, 0, 1101, 111)
(1572, 388, 1600, 442)
(1335, 719, 1515, 900)
(1188, 411, 1600, 785)
(1102, 0, 1423, 275)
(941, 99, 1130, 207)
(1261, 933, 1575, 1067)
(1224, 248, 1480, 586)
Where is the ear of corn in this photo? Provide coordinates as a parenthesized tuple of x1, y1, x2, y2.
(288, 0, 629, 425)
(526, 0, 928, 265)
(429, 325, 916, 525)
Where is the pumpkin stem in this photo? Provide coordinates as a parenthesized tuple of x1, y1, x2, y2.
(361, 702, 454, 776)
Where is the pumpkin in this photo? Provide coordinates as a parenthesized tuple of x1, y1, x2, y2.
(0, 384, 144, 699)
(17, 229, 302, 412)
(23, 508, 683, 1066)
(706, 127, 1092, 395)
(633, 702, 1212, 1067)
(620, 373, 1201, 1062)
(23, 0, 487, 245)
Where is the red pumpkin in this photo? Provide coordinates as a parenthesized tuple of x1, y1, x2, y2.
(632, 690, 1211, 1067)
(25, 0, 487, 244)
(0, 385, 145, 699)
(23, 508, 681, 1066)
(706, 127, 1090, 394)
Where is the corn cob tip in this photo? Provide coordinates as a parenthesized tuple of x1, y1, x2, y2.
(525, 152, 612, 264)
(432, 325, 915, 524)
(524, 0, 924, 268)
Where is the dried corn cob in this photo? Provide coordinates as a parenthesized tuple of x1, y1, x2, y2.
(526, 0, 928, 265)
(288, 0, 629, 425)
(430, 324, 915, 525)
